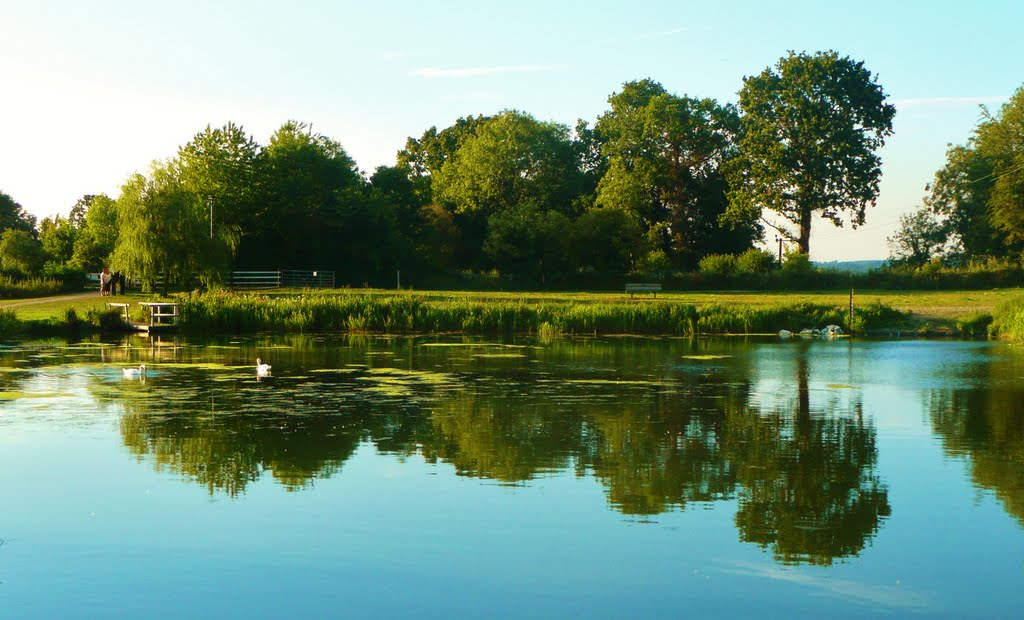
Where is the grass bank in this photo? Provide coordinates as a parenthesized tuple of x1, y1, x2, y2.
(6, 288, 1023, 338)
(174, 291, 910, 336)
(990, 293, 1024, 341)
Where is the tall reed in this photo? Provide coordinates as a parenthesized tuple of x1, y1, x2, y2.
(990, 294, 1024, 341)
(177, 291, 901, 336)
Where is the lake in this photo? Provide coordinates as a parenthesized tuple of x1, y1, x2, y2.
(1, 334, 1023, 618)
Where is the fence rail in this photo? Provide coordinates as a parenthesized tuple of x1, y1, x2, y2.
(230, 270, 335, 289)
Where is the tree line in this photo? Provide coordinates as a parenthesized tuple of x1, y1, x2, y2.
(1, 50, 897, 290)
(889, 86, 1024, 267)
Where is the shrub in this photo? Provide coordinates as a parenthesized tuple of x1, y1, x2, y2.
(0, 308, 19, 338)
(990, 294, 1024, 341)
(698, 254, 738, 276)
(735, 248, 777, 274)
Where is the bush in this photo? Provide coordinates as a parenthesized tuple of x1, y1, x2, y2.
(698, 254, 738, 276)
(956, 312, 994, 337)
(41, 262, 88, 291)
(783, 252, 813, 272)
(990, 295, 1024, 341)
(0, 308, 19, 338)
(736, 248, 777, 274)
(0, 275, 63, 298)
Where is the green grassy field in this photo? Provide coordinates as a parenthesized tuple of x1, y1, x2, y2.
(3, 288, 1020, 321)
(2, 286, 1015, 336)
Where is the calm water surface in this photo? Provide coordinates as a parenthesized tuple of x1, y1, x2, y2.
(1, 334, 1023, 618)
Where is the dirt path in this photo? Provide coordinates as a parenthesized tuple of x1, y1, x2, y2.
(0, 291, 101, 308)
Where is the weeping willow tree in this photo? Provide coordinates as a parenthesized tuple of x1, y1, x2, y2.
(110, 160, 229, 292)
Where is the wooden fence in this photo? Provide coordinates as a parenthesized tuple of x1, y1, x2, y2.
(229, 270, 335, 289)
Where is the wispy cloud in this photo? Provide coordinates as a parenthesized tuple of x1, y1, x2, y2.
(378, 51, 404, 61)
(894, 95, 1008, 109)
(410, 64, 569, 79)
(639, 26, 689, 39)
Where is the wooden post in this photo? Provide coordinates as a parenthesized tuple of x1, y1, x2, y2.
(849, 288, 854, 328)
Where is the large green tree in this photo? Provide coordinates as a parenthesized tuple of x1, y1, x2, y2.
(111, 162, 224, 290)
(176, 122, 261, 263)
(0, 229, 45, 275)
(483, 202, 571, 283)
(396, 115, 489, 207)
(596, 79, 757, 268)
(38, 215, 78, 265)
(70, 194, 119, 271)
(434, 110, 581, 217)
(249, 121, 365, 270)
(431, 110, 582, 270)
(0, 191, 36, 234)
(886, 207, 949, 267)
(976, 87, 1024, 245)
(725, 51, 895, 254)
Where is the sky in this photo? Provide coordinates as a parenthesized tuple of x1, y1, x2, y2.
(1, 0, 1021, 261)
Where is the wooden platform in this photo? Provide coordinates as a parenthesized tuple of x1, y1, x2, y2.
(109, 302, 180, 332)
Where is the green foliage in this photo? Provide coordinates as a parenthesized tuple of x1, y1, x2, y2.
(434, 110, 581, 217)
(70, 194, 119, 271)
(990, 294, 1024, 341)
(633, 249, 671, 278)
(595, 79, 757, 268)
(38, 215, 77, 265)
(0, 190, 36, 233)
(698, 253, 738, 276)
(111, 163, 223, 291)
(176, 122, 260, 260)
(41, 262, 87, 291)
(483, 203, 571, 281)
(175, 291, 905, 337)
(0, 229, 45, 275)
(887, 207, 952, 267)
(978, 87, 1024, 246)
(735, 248, 777, 274)
(783, 252, 813, 272)
(726, 51, 895, 254)
(0, 308, 19, 338)
(0, 275, 63, 298)
(956, 312, 994, 337)
(569, 208, 646, 275)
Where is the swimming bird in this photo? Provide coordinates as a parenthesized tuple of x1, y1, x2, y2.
(123, 364, 146, 378)
(256, 358, 272, 376)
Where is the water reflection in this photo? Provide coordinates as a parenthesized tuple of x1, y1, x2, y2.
(927, 346, 1024, 526)
(2, 335, 900, 565)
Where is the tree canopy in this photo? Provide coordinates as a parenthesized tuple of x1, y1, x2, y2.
(725, 51, 895, 255)
(889, 86, 1024, 265)
(596, 79, 758, 268)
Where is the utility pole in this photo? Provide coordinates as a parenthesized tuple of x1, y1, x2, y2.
(207, 195, 214, 239)
(776, 236, 783, 264)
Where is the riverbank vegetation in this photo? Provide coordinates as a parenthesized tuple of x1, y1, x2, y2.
(6, 288, 1024, 339)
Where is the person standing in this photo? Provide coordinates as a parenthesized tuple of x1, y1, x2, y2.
(100, 267, 111, 296)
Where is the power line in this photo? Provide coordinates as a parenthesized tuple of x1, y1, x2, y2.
(968, 159, 1024, 185)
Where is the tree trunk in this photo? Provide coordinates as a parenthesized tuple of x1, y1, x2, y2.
(798, 206, 812, 255)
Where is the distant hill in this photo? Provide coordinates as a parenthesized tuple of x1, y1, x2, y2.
(813, 260, 887, 273)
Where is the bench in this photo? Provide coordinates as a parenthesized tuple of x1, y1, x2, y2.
(625, 283, 662, 298)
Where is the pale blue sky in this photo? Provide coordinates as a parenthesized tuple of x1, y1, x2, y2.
(1, 0, 1020, 260)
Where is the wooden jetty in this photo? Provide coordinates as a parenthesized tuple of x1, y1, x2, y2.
(108, 301, 180, 332)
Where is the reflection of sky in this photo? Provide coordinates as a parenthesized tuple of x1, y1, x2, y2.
(2, 338, 1024, 617)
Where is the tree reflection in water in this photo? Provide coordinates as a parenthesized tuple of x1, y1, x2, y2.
(86, 336, 893, 565)
(928, 352, 1024, 527)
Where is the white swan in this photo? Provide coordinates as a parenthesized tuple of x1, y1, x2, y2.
(123, 364, 146, 378)
(256, 358, 272, 376)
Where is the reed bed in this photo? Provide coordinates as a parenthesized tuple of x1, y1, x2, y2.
(0, 276, 63, 299)
(990, 294, 1024, 341)
(176, 291, 906, 336)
